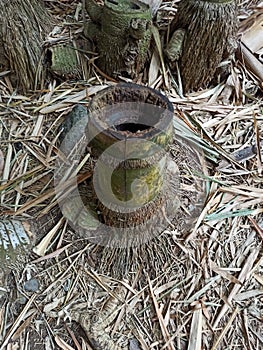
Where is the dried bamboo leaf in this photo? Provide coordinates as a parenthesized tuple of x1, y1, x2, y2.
(253, 113, 263, 175)
(151, 25, 169, 88)
(213, 247, 260, 329)
(211, 308, 239, 349)
(210, 261, 242, 285)
(148, 278, 175, 350)
(32, 217, 64, 257)
(54, 336, 76, 350)
(239, 42, 263, 82)
(187, 307, 202, 350)
(148, 49, 160, 86)
(12, 312, 37, 341)
(65, 325, 82, 350)
(241, 13, 263, 53)
(234, 289, 263, 301)
(0, 149, 4, 175)
(0, 295, 36, 350)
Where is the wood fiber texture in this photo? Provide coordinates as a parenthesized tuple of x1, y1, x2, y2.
(170, 0, 238, 91)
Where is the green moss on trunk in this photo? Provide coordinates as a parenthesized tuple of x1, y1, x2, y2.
(84, 0, 152, 77)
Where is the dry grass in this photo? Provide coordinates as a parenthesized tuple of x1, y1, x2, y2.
(0, 1, 262, 349)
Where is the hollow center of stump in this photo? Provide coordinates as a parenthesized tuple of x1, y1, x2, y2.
(115, 122, 150, 133)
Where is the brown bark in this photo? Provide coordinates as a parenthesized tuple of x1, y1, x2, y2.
(0, 0, 55, 91)
(167, 0, 238, 92)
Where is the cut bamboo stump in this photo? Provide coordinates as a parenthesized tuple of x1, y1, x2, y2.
(86, 83, 178, 247)
(56, 83, 207, 252)
(55, 84, 181, 248)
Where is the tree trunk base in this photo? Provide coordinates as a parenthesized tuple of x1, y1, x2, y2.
(167, 0, 238, 92)
(0, 0, 55, 91)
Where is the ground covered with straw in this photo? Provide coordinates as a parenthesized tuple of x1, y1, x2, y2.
(0, 1, 262, 349)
